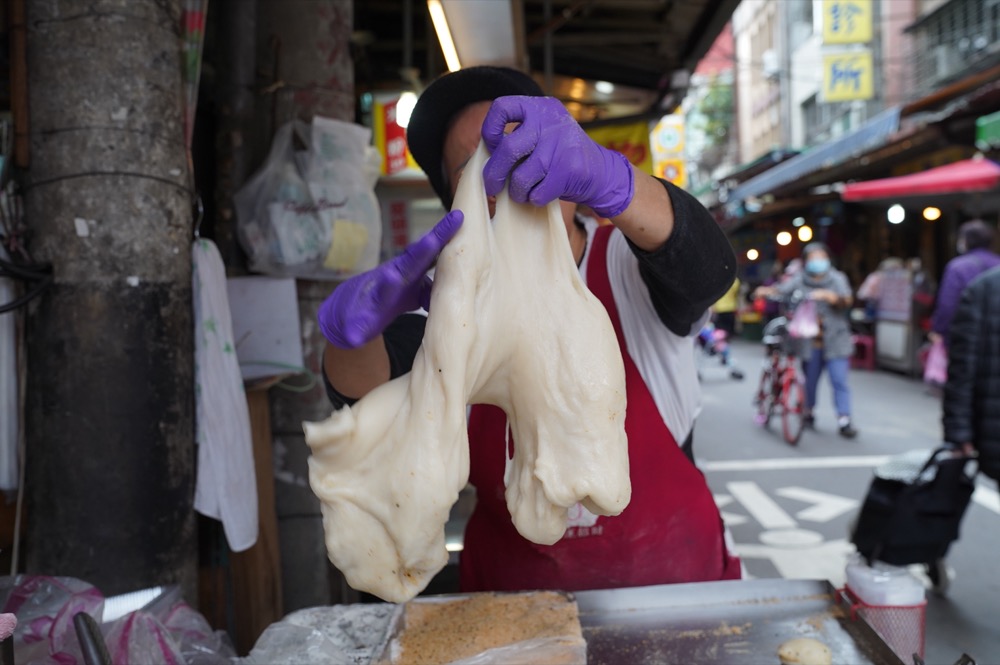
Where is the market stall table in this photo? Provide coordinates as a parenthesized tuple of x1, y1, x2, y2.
(245, 579, 906, 664)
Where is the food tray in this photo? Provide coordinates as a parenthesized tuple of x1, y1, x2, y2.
(573, 579, 905, 665)
(372, 590, 586, 665)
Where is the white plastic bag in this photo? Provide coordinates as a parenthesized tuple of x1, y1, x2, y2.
(235, 116, 382, 280)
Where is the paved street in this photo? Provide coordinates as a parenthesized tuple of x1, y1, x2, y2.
(696, 338, 1000, 665)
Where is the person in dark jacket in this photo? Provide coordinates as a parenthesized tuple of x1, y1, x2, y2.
(943, 264, 1000, 482)
(930, 219, 1000, 348)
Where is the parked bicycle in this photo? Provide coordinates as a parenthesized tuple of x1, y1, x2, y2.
(753, 316, 807, 445)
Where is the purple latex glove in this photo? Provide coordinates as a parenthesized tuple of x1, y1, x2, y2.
(481, 96, 635, 218)
(318, 211, 464, 349)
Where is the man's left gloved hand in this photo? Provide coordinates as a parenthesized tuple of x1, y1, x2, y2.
(480, 96, 635, 219)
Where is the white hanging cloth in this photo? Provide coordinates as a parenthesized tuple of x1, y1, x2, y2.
(192, 238, 258, 551)
(0, 244, 19, 490)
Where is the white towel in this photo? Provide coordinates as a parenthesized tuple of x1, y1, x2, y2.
(193, 238, 258, 551)
(0, 244, 18, 490)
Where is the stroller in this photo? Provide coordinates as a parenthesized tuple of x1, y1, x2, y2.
(696, 322, 744, 380)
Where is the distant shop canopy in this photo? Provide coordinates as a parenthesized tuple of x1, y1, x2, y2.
(725, 106, 902, 215)
(841, 157, 1000, 203)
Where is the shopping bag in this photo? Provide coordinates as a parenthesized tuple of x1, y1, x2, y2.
(787, 299, 820, 338)
(922, 337, 947, 386)
(234, 116, 382, 280)
(851, 447, 976, 566)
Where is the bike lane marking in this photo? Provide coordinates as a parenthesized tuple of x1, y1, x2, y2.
(705, 458, 1000, 585)
(726, 481, 797, 529)
(776, 486, 858, 522)
(703, 455, 1000, 516)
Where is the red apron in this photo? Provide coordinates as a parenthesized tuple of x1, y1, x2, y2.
(460, 225, 740, 592)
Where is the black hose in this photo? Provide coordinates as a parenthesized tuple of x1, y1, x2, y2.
(0, 255, 51, 280)
(0, 275, 52, 314)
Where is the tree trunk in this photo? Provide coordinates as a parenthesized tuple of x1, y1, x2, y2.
(22, 0, 196, 599)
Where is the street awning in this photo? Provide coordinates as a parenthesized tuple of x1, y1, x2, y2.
(841, 158, 1000, 202)
(727, 106, 901, 205)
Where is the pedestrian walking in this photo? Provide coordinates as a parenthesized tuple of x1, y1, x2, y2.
(943, 264, 1000, 483)
(755, 242, 857, 438)
(930, 219, 1000, 348)
(712, 275, 741, 338)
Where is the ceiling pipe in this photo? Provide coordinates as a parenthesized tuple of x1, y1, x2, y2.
(403, 0, 412, 71)
(543, 0, 553, 93)
(400, 0, 422, 90)
(511, 0, 530, 73)
(527, 0, 590, 44)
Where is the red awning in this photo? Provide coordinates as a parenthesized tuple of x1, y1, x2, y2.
(841, 158, 1000, 202)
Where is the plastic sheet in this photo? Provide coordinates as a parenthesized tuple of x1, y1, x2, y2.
(0, 575, 103, 664)
(243, 604, 396, 665)
(0, 577, 234, 665)
(234, 116, 382, 280)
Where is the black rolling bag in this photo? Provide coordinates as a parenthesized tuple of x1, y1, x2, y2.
(851, 447, 977, 566)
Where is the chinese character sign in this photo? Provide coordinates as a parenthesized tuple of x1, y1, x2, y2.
(822, 50, 874, 102)
(585, 120, 654, 176)
(648, 114, 687, 188)
(822, 0, 872, 44)
(374, 96, 409, 175)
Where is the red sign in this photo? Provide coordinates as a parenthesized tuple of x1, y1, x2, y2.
(375, 98, 408, 175)
(389, 201, 409, 252)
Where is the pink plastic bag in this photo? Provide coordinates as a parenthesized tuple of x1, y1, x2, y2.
(923, 338, 948, 386)
(788, 299, 820, 339)
(0, 575, 105, 665)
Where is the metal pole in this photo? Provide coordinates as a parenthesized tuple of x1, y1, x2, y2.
(543, 0, 553, 93)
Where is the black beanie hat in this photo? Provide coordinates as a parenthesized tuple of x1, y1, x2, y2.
(406, 66, 545, 209)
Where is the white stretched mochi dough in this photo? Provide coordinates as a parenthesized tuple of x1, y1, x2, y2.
(303, 142, 630, 602)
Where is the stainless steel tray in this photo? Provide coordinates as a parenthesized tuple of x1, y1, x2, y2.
(573, 579, 906, 665)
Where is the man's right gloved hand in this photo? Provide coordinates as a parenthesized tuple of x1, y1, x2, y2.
(318, 210, 464, 349)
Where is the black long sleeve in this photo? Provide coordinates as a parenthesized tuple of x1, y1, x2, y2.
(628, 179, 737, 336)
(323, 313, 427, 409)
(942, 284, 980, 445)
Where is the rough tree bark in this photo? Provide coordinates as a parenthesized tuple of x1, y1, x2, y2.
(22, 0, 197, 599)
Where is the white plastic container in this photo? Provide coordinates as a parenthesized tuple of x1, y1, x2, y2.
(845, 553, 925, 606)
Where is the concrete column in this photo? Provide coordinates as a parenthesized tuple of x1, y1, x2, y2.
(22, 0, 196, 598)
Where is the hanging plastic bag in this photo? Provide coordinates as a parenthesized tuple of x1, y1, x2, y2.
(234, 116, 382, 280)
(788, 298, 820, 338)
(923, 336, 948, 386)
(305, 116, 382, 276)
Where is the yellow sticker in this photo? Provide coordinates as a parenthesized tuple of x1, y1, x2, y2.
(324, 219, 369, 272)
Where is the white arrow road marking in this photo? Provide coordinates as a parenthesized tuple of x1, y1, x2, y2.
(727, 481, 796, 529)
(734, 538, 855, 587)
(758, 528, 824, 547)
(702, 455, 891, 472)
(775, 486, 859, 522)
(713, 494, 750, 526)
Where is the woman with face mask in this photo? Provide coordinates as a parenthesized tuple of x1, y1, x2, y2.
(755, 242, 858, 438)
